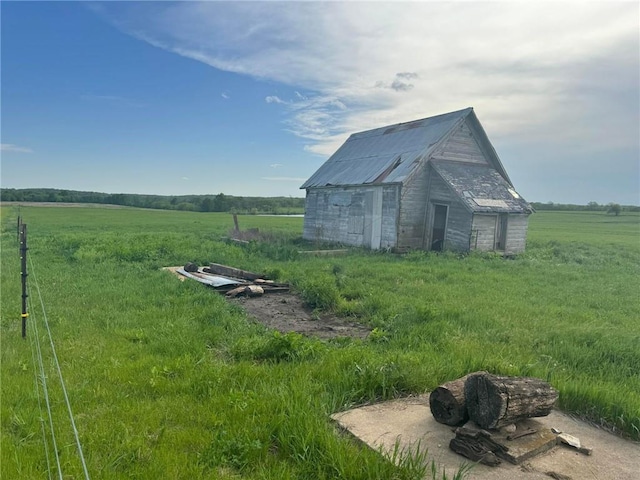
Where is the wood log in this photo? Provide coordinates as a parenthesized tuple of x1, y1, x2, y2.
(429, 372, 485, 426)
(464, 373, 558, 429)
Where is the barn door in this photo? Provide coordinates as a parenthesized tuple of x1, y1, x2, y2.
(431, 204, 448, 251)
(364, 189, 382, 249)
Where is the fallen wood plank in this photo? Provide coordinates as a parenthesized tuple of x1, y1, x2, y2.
(452, 419, 558, 465)
(449, 427, 502, 466)
(226, 285, 265, 298)
(205, 263, 263, 281)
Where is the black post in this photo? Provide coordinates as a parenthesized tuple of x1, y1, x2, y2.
(17, 215, 21, 244)
(20, 223, 28, 338)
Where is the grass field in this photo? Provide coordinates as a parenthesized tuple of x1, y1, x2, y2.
(1, 206, 639, 479)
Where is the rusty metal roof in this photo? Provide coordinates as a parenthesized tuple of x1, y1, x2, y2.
(431, 160, 532, 214)
(301, 108, 472, 188)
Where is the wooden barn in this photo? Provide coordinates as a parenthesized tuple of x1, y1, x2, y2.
(300, 107, 532, 254)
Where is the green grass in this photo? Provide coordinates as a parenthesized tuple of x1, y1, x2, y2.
(1, 207, 639, 479)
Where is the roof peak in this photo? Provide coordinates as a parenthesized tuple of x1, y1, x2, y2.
(350, 107, 473, 139)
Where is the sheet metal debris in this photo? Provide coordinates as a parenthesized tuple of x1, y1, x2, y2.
(169, 263, 289, 296)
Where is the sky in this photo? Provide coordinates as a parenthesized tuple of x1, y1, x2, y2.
(1, 1, 638, 204)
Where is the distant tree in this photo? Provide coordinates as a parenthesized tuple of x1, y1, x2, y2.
(586, 201, 599, 211)
(200, 197, 214, 212)
(176, 202, 196, 211)
(607, 203, 622, 216)
(213, 193, 229, 212)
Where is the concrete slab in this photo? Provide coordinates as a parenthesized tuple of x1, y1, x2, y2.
(331, 395, 640, 480)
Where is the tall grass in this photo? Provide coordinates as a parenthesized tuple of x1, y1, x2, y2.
(1, 207, 638, 479)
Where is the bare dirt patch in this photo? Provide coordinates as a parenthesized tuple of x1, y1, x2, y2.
(231, 292, 370, 340)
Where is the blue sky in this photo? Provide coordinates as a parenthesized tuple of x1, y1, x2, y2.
(1, 1, 638, 204)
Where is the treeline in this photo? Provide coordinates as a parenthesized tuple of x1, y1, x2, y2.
(0, 188, 305, 214)
(530, 201, 640, 213)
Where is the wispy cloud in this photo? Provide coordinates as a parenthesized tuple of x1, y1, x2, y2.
(97, 2, 639, 159)
(1, 143, 33, 153)
(270, 163, 283, 168)
(221, 92, 230, 100)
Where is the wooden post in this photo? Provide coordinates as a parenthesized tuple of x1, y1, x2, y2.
(19, 223, 28, 338)
(233, 213, 240, 233)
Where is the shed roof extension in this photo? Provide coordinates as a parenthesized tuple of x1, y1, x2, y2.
(301, 108, 473, 189)
(431, 160, 532, 214)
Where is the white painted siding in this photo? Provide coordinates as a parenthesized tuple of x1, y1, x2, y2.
(431, 122, 488, 165)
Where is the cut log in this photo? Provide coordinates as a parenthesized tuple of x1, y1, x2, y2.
(429, 372, 485, 426)
(464, 373, 558, 429)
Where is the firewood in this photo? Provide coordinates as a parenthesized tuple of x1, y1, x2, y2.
(464, 373, 558, 429)
(429, 372, 486, 426)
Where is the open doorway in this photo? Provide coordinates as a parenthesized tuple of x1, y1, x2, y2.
(431, 204, 448, 251)
(495, 213, 508, 251)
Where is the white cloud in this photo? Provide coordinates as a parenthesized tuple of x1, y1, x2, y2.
(265, 95, 285, 104)
(221, 92, 230, 100)
(181, 176, 189, 181)
(270, 163, 283, 168)
(1, 144, 33, 154)
(98, 2, 639, 162)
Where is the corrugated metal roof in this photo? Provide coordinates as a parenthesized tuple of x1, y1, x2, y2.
(301, 108, 472, 188)
(431, 160, 532, 214)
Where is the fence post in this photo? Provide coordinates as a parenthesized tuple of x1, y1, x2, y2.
(20, 223, 28, 338)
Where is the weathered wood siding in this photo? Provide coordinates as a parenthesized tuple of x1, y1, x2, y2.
(425, 169, 473, 251)
(470, 213, 529, 254)
(303, 186, 398, 249)
(396, 160, 429, 249)
(504, 214, 529, 255)
(471, 214, 497, 251)
(431, 122, 488, 165)
(380, 186, 399, 248)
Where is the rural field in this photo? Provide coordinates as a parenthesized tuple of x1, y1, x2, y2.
(1, 205, 639, 479)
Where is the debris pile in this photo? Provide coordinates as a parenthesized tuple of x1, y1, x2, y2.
(174, 262, 289, 297)
(430, 372, 592, 466)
